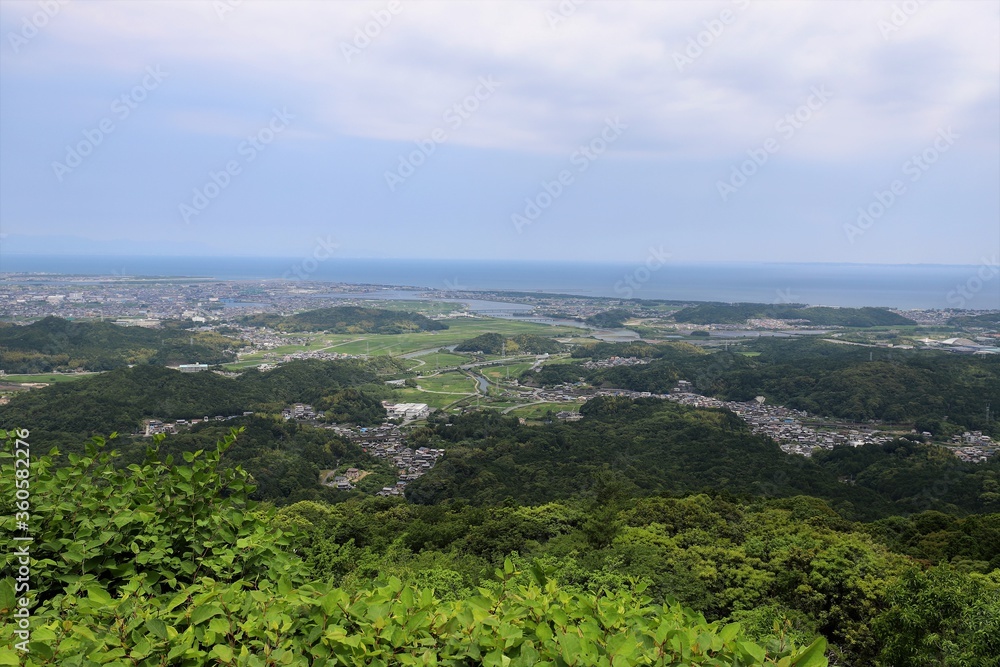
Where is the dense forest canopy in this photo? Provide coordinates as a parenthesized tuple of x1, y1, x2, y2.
(585, 309, 632, 328)
(403, 400, 1000, 519)
(2, 430, 997, 665)
(454, 332, 563, 355)
(0, 359, 402, 436)
(0, 316, 240, 373)
(572, 338, 1000, 435)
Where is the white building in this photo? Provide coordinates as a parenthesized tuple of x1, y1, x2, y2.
(383, 402, 430, 420)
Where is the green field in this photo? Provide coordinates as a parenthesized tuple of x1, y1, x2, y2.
(408, 351, 470, 370)
(229, 318, 584, 368)
(536, 355, 578, 366)
(415, 372, 478, 394)
(0, 373, 98, 384)
(480, 362, 534, 381)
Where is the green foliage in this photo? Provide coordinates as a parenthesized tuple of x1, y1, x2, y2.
(948, 312, 1000, 327)
(0, 573, 828, 667)
(317, 388, 387, 426)
(278, 489, 972, 664)
(579, 337, 1000, 435)
(0, 359, 401, 436)
(585, 309, 632, 328)
(864, 510, 1000, 570)
(873, 566, 1000, 666)
(119, 417, 391, 505)
(0, 429, 303, 606)
(239, 306, 448, 334)
(814, 440, 1000, 516)
(0, 316, 241, 372)
(455, 332, 563, 355)
(405, 401, 892, 518)
(0, 430, 824, 666)
(519, 363, 586, 387)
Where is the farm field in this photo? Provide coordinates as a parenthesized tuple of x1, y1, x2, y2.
(0, 373, 97, 383)
(507, 401, 584, 419)
(480, 362, 534, 381)
(229, 318, 585, 367)
(415, 372, 478, 394)
(407, 351, 469, 369)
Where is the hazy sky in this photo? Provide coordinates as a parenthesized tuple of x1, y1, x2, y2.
(0, 0, 997, 265)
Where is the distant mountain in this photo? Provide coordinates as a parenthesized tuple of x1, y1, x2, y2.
(404, 397, 899, 518)
(239, 306, 447, 333)
(0, 358, 401, 435)
(948, 312, 1000, 327)
(0, 316, 239, 373)
(672, 303, 915, 326)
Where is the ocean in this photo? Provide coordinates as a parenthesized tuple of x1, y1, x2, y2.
(1, 255, 998, 311)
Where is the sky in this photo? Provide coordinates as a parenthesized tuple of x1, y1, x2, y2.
(0, 0, 997, 266)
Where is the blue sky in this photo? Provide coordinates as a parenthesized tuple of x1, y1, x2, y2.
(0, 0, 997, 265)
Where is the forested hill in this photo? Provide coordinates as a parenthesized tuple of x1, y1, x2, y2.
(454, 332, 563, 354)
(404, 398, 1000, 519)
(672, 303, 915, 326)
(0, 316, 240, 373)
(0, 358, 401, 435)
(239, 306, 448, 333)
(405, 397, 892, 517)
(575, 337, 1000, 435)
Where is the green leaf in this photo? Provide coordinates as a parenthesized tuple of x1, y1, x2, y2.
(86, 586, 113, 606)
(0, 580, 14, 614)
(738, 641, 766, 664)
(29, 642, 54, 660)
(719, 622, 741, 643)
(0, 649, 19, 666)
(191, 604, 224, 625)
(791, 637, 828, 667)
(212, 645, 235, 662)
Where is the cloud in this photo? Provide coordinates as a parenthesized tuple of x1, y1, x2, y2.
(2, 0, 996, 160)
